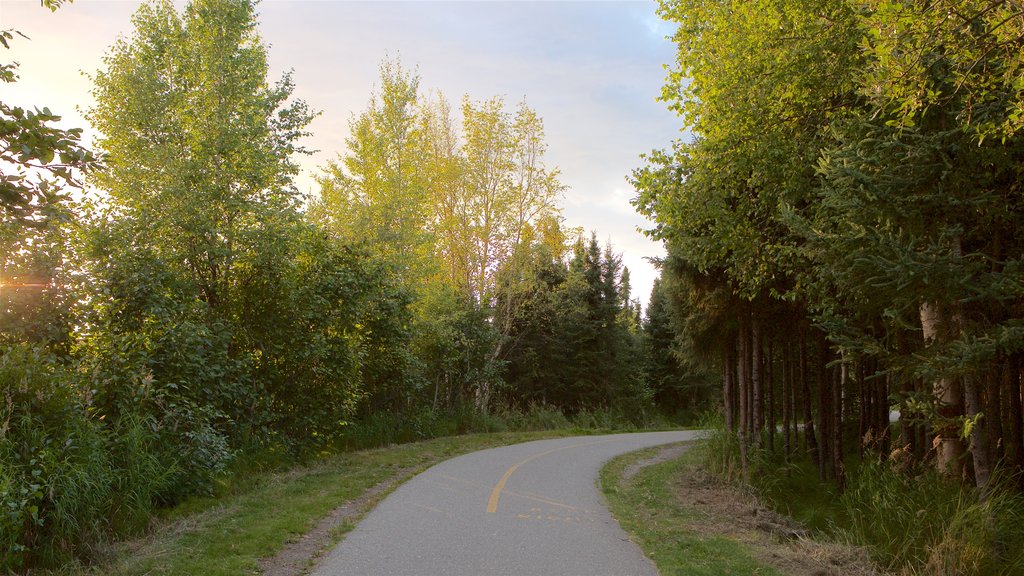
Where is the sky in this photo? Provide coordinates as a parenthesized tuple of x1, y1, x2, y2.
(1, 0, 684, 308)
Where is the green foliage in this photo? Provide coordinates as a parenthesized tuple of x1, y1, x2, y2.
(408, 285, 503, 412)
(86, 0, 315, 319)
(0, 29, 97, 225)
(838, 463, 1024, 575)
(641, 0, 1024, 497)
(497, 233, 651, 412)
(0, 345, 175, 570)
(245, 226, 420, 448)
(498, 403, 571, 431)
(0, 1, 692, 571)
(312, 57, 430, 272)
(643, 272, 720, 415)
(1, 25, 96, 356)
(715, 430, 1024, 575)
(857, 0, 1024, 140)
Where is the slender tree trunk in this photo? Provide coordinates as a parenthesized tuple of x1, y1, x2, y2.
(782, 339, 791, 462)
(723, 339, 736, 432)
(799, 335, 819, 469)
(752, 317, 764, 445)
(738, 314, 750, 476)
(790, 343, 799, 454)
(834, 362, 846, 491)
(988, 367, 1004, 465)
(791, 343, 799, 456)
(877, 366, 891, 457)
(730, 348, 740, 433)
(818, 343, 831, 482)
(859, 360, 869, 458)
(920, 300, 966, 477)
(1005, 355, 1024, 488)
(964, 374, 993, 495)
(767, 339, 775, 453)
(744, 316, 754, 446)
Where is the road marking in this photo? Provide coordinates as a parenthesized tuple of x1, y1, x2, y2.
(485, 438, 620, 513)
(439, 474, 581, 511)
(503, 489, 578, 510)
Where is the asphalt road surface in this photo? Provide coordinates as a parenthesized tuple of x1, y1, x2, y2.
(310, 430, 698, 576)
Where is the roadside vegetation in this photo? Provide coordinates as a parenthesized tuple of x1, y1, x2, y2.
(42, 429, 579, 576)
(697, 423, 1024, 575)
(7, 0, 1024, 572)
(601, 441, 879, 576)
(1, 1, 709, 571)
(634, 0, 1024, 573)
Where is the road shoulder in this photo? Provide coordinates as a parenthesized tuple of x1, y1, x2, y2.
(600, 443, 884, 576)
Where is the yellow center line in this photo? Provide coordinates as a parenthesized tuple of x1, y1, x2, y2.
(437, 475, 579, 510)
(485, 438, 621, 513)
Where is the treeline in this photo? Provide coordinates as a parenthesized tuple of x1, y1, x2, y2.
(634, 0, 1024, 571)
(0, 0, 700, 570)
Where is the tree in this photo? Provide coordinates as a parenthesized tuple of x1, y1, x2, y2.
(87, 0, 314, 316)
(452, 96, 564, 307)
(81, 0, 408, 452)
(640, 0, 1024, 497)
(1, 25, 97, 351)
(312, 58, 430, 274)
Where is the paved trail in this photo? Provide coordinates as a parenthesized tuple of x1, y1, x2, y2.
(310, 431, 698, 576)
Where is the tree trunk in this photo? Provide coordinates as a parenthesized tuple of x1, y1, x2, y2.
(834, 362, 846, 491)
(818, 342, 831, 482)
(767, 339, 775, 453)
(744, 316, 754, 445)
(799, 336, 819, 469)
(738, 313, 750, 476)
(964, 374, 993, 495)
(723, 339, 736, 433)
(782, 339, 791, 462)
(920, 300, 966, 477)
(1005, 355, 1023, 488)
(876, 366, 891, 457)
(752, 317, 764, 445)
(859, 360, 869, 458)
(988, 367, 1004, 465)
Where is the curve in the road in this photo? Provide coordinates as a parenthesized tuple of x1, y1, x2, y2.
(311, 430, 698, 576)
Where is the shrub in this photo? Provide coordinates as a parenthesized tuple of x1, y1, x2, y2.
(0, 345, 172, 569)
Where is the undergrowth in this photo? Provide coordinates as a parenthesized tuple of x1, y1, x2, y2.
(335, 403, 675, 452)
(3, 398, 682, 573)
(698, 418, 1024, 575)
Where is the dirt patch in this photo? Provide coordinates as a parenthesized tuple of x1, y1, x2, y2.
(622, 442, 693, 481)
(257, 469, 413, 576)
(670, 468, 884, 576)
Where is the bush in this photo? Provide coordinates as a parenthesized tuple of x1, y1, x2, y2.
(0, 345, 175, 570)
(499, 403, 571, 431)
(0, 344, 234, 571)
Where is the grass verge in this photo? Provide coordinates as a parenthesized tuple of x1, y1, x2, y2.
(47, 429, 577, 576)
(600, 444, 786, 576)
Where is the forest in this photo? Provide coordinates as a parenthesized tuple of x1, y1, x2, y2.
(633, 0, 1024, 572)
(0, 0, 704, 569)
(7, 0, 1024, 573)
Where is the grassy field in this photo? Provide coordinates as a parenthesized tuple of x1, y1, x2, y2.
(48, 430, 579, 576)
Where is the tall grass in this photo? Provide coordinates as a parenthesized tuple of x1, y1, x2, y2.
(838, 462, 1024, 575)
(694, 413, 743, 481)
(695, 416, 1024, 575)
